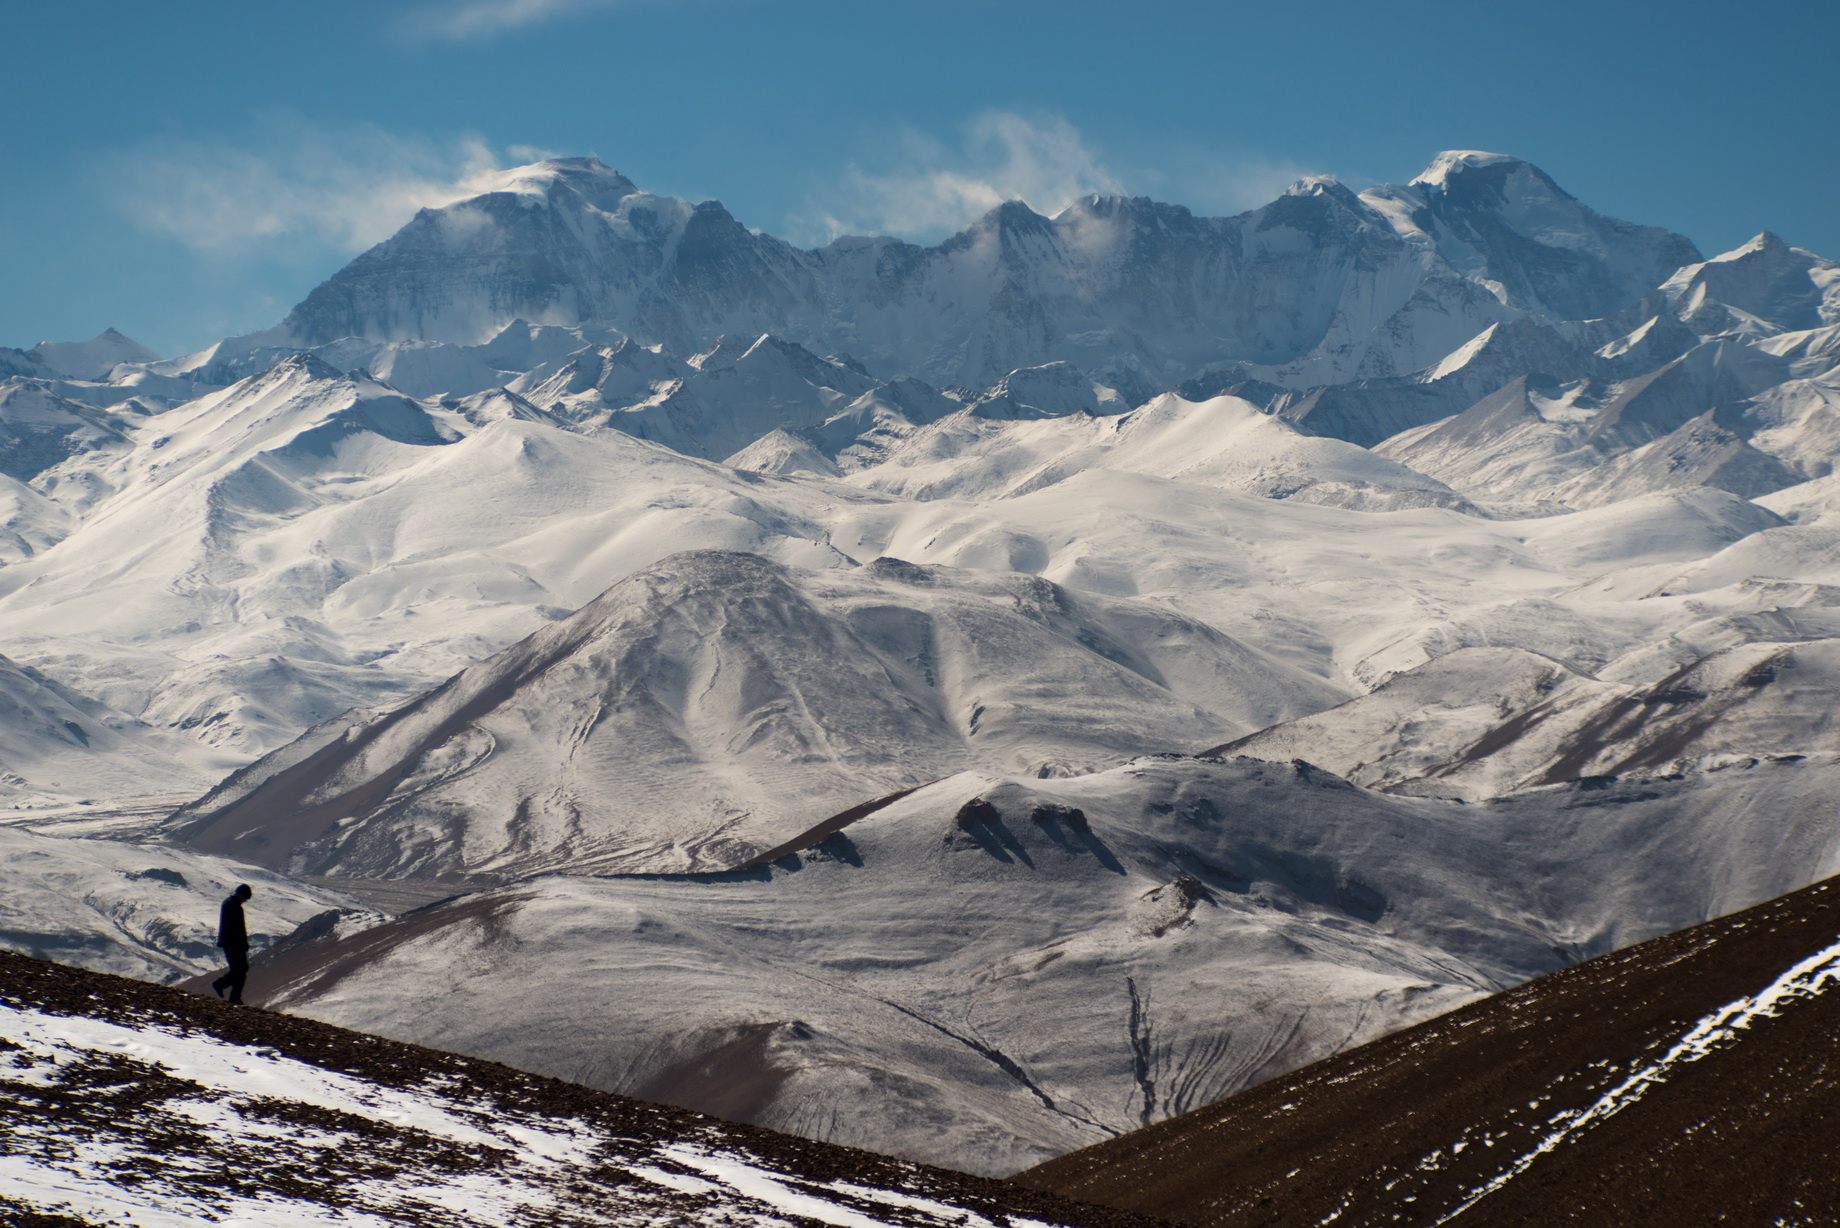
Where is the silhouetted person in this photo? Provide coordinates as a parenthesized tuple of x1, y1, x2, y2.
(211, 884, 253, 1005)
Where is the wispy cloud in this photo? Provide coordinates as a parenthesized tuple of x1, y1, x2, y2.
(397, 0, 627, 42)
(810, 111, 1124, 241)
(101, 119, 524, 255)
(1132, 148, 1323, 217)
(802, 110, 1321, 243)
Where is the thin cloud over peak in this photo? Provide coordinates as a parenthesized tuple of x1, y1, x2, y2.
(800, 110, 1322, 245)
(99, 111, 1321, 271)
(808, 111, 1124, 243)
(101, 119, 519, 256)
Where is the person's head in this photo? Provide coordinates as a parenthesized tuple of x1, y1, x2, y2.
(234, 884, 253, 902)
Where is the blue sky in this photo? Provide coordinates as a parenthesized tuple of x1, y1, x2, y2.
(7, 0, 1837, 356)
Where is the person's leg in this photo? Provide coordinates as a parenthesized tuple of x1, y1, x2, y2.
(212, 954, 231, 998)
(226, 948, 250, 1005)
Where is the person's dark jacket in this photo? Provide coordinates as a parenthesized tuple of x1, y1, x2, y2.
(217, 894, 249, 951)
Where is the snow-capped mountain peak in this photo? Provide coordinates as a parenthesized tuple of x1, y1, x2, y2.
(1728, 230, 1791, 258)
(1283, 173, 1354, 199)
(29, 328, 161, 381)
(473, 154, 637, 203)
(1364, 150, 1703, 321)
(1662, 230, 1840, 336)
(1408, 149, 1535, 189)
(974, 198, 1055, 232)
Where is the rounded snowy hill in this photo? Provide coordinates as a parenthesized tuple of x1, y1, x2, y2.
(168, 550, 1337, 880)
(851, 391, 1476, 511)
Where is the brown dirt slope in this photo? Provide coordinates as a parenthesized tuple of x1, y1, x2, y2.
(0, 948, 1163, 1227)
(1015, 874, 1840, 1226)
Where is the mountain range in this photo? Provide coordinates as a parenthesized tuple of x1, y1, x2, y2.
(3, 146, 1839, 1219)
(255, 151, 1705, 392)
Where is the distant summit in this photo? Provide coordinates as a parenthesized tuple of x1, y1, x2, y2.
(30, 328, 159, 380)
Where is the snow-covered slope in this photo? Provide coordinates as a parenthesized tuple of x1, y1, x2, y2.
(0, 652, 227, 810)
(0, 473, 72, 563)
(14, 323, 1811, 779)
(726, 427, 845, 478)
(1366, 151, 1701, 321)
(1217, 646, 1618, 798)
(1662, 231, 1840, 337)
(1250, 315, 1610, 448)
(0, 826, 359, 981)
(836, 475, 1787, 693)
(1, 950, 1135, 1228)
(0, 380, 137, 482)
(168, 551, 1338, 879)
(509, 330, 690, 413)
(0, 356, 855, 755)
(251, 753, 1840, 1174)
(849, 392, 1474, 511)
(1225, 613, 1840, 799)
(1376, 340, 1831, 509)
(599, 334, 878, 459)
(2, 331, 1820, 809)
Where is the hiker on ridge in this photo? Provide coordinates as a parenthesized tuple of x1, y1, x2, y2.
(212, 884, 253, 1005)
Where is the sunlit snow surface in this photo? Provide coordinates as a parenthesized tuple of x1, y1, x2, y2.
(0, 1002, 1066, 1227)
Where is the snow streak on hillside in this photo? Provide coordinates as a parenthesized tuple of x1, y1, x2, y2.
(1434, 932, 1840, 1224)
(0, 952, 1136, 1227)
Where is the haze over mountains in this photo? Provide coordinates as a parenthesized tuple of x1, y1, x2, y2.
(4, 147, 1839, 1211)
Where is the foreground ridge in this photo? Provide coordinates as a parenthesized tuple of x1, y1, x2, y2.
(0, 950, 1158, 1227)
(1017, 875, 1840, 1225)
